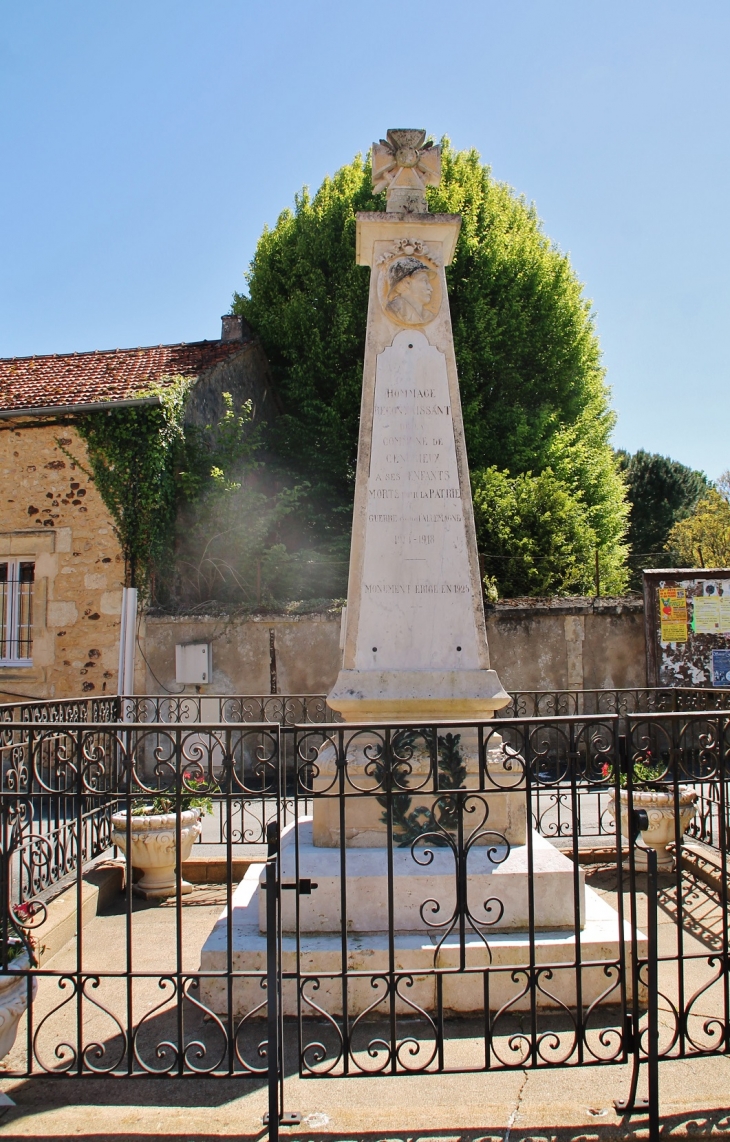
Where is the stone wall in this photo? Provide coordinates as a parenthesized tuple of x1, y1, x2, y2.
(0, 423, 125, 700)
(141, 597, 646, 699)
(141, 612, 342, 696)
(484, 596, 646, 693)
(183, 339, 280, 430)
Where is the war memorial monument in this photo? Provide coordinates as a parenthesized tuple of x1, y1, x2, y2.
(200, 130, 638, 1019)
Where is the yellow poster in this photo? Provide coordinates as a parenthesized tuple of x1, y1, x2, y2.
(659, 587, 687, 642)
(692, 595, 730, 634)
(693, 596, 722, 633)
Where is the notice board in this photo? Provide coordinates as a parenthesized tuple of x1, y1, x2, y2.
(643, 568, 730, 686)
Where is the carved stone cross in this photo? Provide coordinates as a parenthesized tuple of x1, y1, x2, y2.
(372, 129, 441, 213)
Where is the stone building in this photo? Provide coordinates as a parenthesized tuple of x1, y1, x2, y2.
(0, 317, 276, 701)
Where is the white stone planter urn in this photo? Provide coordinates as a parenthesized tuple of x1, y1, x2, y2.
(611, 787, 698, 870)
(0, 952, 37, 1061)
(111, 808, 203, 899)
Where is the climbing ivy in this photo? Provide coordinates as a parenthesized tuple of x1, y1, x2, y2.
(67, 379, 266, 599)
(63, 375, 341, 609)
(66, 377, 192, 595)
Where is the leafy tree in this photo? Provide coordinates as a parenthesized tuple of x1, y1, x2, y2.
(473, 467, 599, 598)
(235, 158, 379, 495)
(667, 490, 730, 567)
(616, 450, 709, 583)
(235, 140, 628, 596)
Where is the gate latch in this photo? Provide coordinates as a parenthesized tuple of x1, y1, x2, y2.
(281, 879, 318, 895)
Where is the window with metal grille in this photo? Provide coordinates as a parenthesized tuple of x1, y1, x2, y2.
(0, 561, 34, 664)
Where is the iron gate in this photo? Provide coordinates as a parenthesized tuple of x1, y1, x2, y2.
(0, 709, 728, 1142)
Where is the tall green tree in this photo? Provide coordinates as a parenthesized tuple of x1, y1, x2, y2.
(617, 450, 708, 583)
(473, 467, 598, 598)
(235, 140, 629, 596)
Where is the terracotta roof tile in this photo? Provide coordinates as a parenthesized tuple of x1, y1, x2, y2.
(0, 340, 246, 413)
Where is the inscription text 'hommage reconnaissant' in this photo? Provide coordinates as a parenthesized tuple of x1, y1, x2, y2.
(355, 328, 476, 670)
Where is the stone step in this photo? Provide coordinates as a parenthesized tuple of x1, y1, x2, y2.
(199, 875, 644, 1017)
(269, 819, 583, 933)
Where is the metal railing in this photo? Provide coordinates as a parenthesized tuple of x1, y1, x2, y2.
(497, 686, 730, 717)
(6, 686, 729, 726)
(0, 696, 120, 724)
(2, 686, 730, 900)
(124, 686, 730, 723)
(0, 707, 728, 1142)
(122, 694, 337, 726)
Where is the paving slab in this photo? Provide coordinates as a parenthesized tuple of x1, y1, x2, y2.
(0, 1054, 729, 1140)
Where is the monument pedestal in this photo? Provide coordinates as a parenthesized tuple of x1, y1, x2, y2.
(310, 731, 527, 848)
(327, 669, 509, 722)
(199, 824, 644, 1018)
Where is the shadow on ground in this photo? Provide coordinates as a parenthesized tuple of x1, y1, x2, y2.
(1, 1113, 730, 1141)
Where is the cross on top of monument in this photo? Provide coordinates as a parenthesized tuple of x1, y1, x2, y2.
(372, 129, 441, 214)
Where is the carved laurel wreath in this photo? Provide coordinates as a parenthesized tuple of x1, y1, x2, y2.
(375, 238, 441, 268)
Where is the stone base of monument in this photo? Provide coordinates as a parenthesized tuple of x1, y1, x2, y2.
(270, 820, 580, 932)
(199, 822, 645, 1018)
(327, 669, 510, 722)
(309, 732, 528, 848)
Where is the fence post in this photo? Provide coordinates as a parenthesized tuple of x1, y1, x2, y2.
(264, 818, 301, 1137)
(266, 820, 280, 1142)
(646, 846, 660, 1141)
(615, 808, 660, 1139)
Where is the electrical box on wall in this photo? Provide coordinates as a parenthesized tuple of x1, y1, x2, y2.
(175, 643, 211, 685)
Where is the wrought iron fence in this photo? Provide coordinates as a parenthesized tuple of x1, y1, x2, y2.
(2, 688, 729, 892)
(0, 720, 290, 908)
(119, 686, 730, 724)
(122, 694, 336, 726)
(0, 710, 728, 1142)
(2, 689, 730, 895)
(497, 686, 730, 718)
(5, 686, 729, 727)
(0, 716, 124, 906)
(0, 696, 120, 724)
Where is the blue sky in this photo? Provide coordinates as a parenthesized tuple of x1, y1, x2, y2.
(0, 1, 728, 477)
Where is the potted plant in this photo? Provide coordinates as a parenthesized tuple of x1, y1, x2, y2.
(605, 753, 697, 870)
(111, 777, 214, 899)
(0, 914, 40, 1063)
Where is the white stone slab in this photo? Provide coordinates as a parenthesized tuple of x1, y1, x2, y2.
(199, 876, 644, 1018)
(260, 819, 583, 933)
(355, 329, 477, 672)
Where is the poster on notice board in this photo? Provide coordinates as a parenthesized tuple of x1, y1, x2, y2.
(659, 587, 688, 642)
(712, 648, 730, 687)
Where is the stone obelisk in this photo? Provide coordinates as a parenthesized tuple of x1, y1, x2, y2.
(199, 134, 625, 1022)
(328, 129, 508, 721)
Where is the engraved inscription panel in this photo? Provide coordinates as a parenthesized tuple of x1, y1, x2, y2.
(355, 329, 480, 670)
